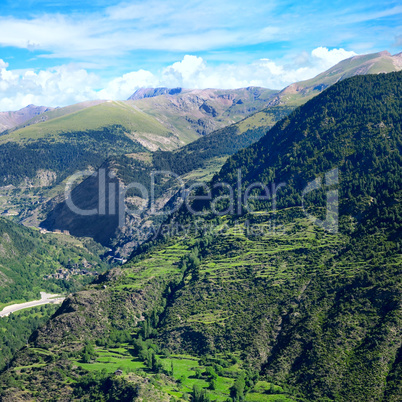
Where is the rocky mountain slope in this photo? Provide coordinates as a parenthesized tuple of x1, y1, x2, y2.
(127, 87, 278, 138)
(128, 87, 184, 100)
(0, 104, 54, 133)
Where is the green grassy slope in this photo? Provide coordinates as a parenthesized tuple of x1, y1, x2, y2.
(299, 51, 401, 88)
(3, 100, 106, 134)
(1, 101, 181, 149)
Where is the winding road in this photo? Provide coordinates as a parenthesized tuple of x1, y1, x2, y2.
(0, 292, 65, 317)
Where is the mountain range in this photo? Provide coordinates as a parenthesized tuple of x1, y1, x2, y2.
(0, 59, 400, 401)
(32, 50, 402, 255)
(0, 52, 401, 402)
(3, 51, 401, 145)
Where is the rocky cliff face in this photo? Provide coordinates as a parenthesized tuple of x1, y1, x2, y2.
(127, 86, 277, 138)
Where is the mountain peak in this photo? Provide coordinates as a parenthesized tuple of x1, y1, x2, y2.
(0, 104, 53, 133)
(128, 87, 184, 100)
(377, 50, 391, 56)
(272, 50, 402, 104)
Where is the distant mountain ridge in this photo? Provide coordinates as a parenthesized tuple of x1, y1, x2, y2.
(2, 50, 401, 141)
(126, 86, 278, 137)
(0, 104, 54, 133)
(269, 50, 402, 106)
(2, 88, 278, 154)
(128, 87, 184, 100)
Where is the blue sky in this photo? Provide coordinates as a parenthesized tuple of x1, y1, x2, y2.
(0, 0, 401, 110)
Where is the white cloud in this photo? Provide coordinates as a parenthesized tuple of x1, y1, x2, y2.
(0, 59, 9, 69)
(0, 0, 289, 62)
(311, 47, 357, 69)
(98, 70, 159, 100)
(0, 62, 99, 111)
(149, 47, 356, 90)
(161, 55, 207, 86)
(0, 1, 397, 68)
(0, 47, 357, 111)
(0, 2, 279, 60)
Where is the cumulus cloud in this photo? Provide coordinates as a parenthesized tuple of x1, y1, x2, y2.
(311, 47, 357, 69)
(161, 55, 207, 87)
(0, 61, 98, 111)
(98, 70, 159, 100)
(149, 48, 356, 90)
(0, 47, 357, 111)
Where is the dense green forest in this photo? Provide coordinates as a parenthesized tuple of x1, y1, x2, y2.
(210, 72, 402, 221)
(0, 73, 401, 401)
(0, 218, 108, 304)
(0, 304, 58, 370)
(0, 125, 146, 186)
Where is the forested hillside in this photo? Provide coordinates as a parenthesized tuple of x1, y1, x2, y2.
(1, 72, 400, 401)
(0, 125, 146, 187)
(0, 217, 109, 374)
(0, 304, 59, 371)
(40, 105, 294, 254)
(0, 218, 108, 305)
